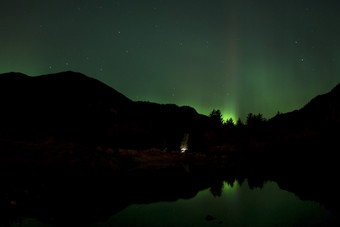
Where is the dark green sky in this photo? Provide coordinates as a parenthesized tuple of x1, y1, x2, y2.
(1, 0, 339, 120)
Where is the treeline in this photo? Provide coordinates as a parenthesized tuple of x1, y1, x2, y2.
(194, 109, 274, 155)
(208, 109, 267, 128)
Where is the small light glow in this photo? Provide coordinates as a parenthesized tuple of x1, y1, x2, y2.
(180, 145, 188, 153)
(180, 133, 189, 153)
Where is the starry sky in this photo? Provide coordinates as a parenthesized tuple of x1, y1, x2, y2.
(1, 0, 340, 121)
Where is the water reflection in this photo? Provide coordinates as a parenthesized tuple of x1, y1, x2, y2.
(4, 169, 340, 227)
(95, 180, 339, 227)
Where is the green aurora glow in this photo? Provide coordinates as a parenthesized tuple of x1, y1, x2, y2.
(1, 0, 339, 121)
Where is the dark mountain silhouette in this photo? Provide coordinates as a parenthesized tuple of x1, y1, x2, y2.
(1, 71, 340, 224)
(0, 71, 132, 142)
(248, 83, 340, 213)
(0, 71, 218, 225)
(300, 83, 340, 125)
(270, 83, 340, 130)
(0, 71, 210, 150)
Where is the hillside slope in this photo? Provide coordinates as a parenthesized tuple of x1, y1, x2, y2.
(0, 71, 209, 150)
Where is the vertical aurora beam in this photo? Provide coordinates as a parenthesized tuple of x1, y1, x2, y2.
(0, 0, 339, 121)
(220, 3, 241, 121)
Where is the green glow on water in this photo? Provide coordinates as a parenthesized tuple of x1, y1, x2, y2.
(11, 180, 339, 226)
(222, 180, 239, 195)
(101, 180, 337, 227)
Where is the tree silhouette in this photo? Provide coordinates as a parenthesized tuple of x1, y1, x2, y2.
(246, 113, 266, 126)
(246, 113, 255, 126)
(236, 118, 244, 127)
(225, 118, 235, 128)
(256, 113, 264, 122)
(209, 109, 224, 126)
(210, 180, 224, 197)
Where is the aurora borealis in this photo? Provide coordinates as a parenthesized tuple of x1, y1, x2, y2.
(1, 0, 339, 120)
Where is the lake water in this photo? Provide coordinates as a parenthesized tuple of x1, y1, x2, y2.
(10, 180, 340, 227)
(91, 180, 339, 227)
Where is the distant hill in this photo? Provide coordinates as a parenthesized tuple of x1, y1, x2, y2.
(0, 71, 209, 150)
(0, 71, 132, 142)
(263, 84, 340, 212)
(1, 71, 339, 223)
(299, 83, 340, 126)
(270, 83, 340, 130)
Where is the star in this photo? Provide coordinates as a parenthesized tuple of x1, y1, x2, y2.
(1, 0, 339, 122)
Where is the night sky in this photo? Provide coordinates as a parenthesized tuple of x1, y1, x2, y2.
(1, 0, 340, 121)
